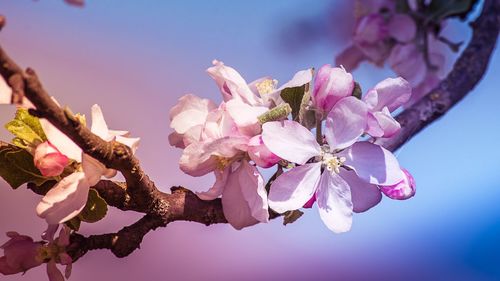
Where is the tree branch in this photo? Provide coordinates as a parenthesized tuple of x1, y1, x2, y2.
(0, 0, 498, 262)
(376, 0, 500, 151)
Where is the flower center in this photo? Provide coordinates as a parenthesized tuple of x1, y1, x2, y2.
(215, 156, 231, 170)
(255, 79, 277, 95)
(320, 148, 346, 174)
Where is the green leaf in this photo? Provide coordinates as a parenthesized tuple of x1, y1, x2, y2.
(298, 84, 317, 129)
(428, 0, 478, 21)
(66, 217, 81, 231)
(283, 210, 304, 226)
(79, 188, 108, 223)
(0, 142, 50, 189)
(5, 108, 47, 147)
(280, 84, 307, 120)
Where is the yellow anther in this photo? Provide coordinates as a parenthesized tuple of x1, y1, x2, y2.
(322, 154, 346, 174)
(215, 156, 231, 170)
(256, 79, 277, 95)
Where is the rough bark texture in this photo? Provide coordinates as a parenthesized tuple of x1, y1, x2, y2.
(0, 0, 499, 262)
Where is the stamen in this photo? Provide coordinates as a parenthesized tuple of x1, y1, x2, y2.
(256, 79, 277, 95)
(215, 156, 231, 170)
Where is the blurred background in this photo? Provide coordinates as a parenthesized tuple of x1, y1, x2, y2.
(1, 1, 499, 280)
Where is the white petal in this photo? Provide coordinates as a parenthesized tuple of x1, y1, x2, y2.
(238, 161, 269, 223)
(90, 104, 110, 140)
(316, 172, 353, 233)
(268, 163, 321, 213)
(262, 120, 320, 165)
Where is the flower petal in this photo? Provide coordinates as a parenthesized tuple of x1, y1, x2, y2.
(325, 96, 368, 151)
(221, 163, 259, 230)
(225, 99, 268, 136)
(179, 137, 248, 177)
(312, 65, 354, 113)
(364, 77, 412, 112)
(40, 119, 82, 162)
(247, 135, 280, 168)
(268, 163, 321, 213)
(316, 171, 353, 233)
(196, 168, 230, 200)
(388, 14, 417, 43)
(335, 45, 366, 72)
(379, 168, 416, 200)
(169, 94, 216, 134)
(239, 161, 269, 223)
(340, 169, 381, 213)
(90, 104, 110, 140)
(262, 120, 320, 165)
(339, 142, 403, 185)
(34, 142, 69, 177)
(0, 76, 12, 104)
(207, 60, 261, 106)
(36, 172, 90, 224)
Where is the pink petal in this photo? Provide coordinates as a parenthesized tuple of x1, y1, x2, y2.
(0, 233, 42, 275)
(262, 120, 320, 165)
(388, 14, 417, 43)
(82, 154, 107, 186)
(339, 169, 381, 213)
(312, 65, 354, 113)
(179, 137, 248, 177)
(40, 119, 82, 162)
(225, 99, 268, 136)
(335, 45, 366, 72)
(0, 256, 19, 275)
(325, 96, 368, 151)
(169, 94, 216, 134)
(379, 168, 416, 200)
(247, 135, 280, 168)
(36, 172, 90, 224)
(372, 108, 401, 138)
(388, 44, 427, 86)
(354, 14, 388, 44)
(47, 261, 64, 281)
(221, 163, 259, 230)
(42, 224, 59, 242)
(364, 77, 412, 112)
(339, 142, 403, 186)
(207, 60, 262, 106)
(268, 163, 321, 214)
(57, 227, 70, 247)
(316, 171, 353, 233)
(34, 142, 69, 177)
(238, 161, 269, 223)
(196, 168, 230, 200)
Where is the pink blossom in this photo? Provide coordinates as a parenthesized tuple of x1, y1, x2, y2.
(207, 60, 312, 107)
(312, 64, 354, 114)
(37, 104, 140, 224)
(379, 168, 416, 200)
(362, 77, 412, 138)
(34, 141, 69, 177)
(0, 232, 43, 275)
(197, 161, 269, 230)
(262, 97, 403, 233)
(247, 135, 280, 168)
(168, 94, 216, 148)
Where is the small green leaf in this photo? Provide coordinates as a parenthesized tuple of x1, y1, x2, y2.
(5, 108, 47, 147)
(79, 188, 108, 223)
(281, 85, 307, 120)
(0, 142, 50, 189)
(283, 210, 304, 226)
(298, 84, 317, 129)
(428, 0, 478, 21)
(66, 217, 81, 231)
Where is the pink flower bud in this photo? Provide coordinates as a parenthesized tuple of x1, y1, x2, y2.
(0, 232, 43, 275)
(303, 194, 316, 208)
(247, 135, 280, 168)
(379, 168, 416, 200)
(312, 64, 354, 114)
(34, 141, 69, 177)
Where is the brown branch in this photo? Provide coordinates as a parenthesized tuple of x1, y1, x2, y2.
(377, 0, 500, 151)
(0, 0, 499, 262)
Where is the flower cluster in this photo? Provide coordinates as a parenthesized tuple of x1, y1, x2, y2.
(0, 226, 72, 281)
(336, 0, 455, 107)
(1, 80, 140, 280)
(170, 61, 416, 232)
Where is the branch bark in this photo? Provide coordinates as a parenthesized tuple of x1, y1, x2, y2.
(0, 0, 499, 262)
